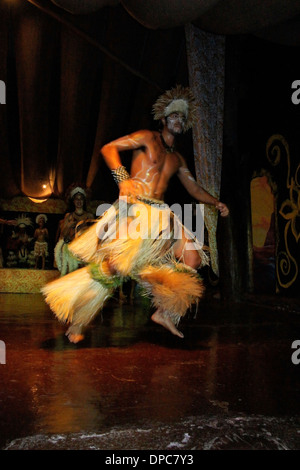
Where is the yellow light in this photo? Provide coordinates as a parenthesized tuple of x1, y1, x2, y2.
(28, 197, 48, 203)
(42, 184, 47, 189)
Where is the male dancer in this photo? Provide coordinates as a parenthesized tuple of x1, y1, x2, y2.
(43, 85, 229, 342)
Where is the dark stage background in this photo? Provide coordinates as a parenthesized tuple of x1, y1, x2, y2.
(0, 0, 193, 204)
(0, 0, 299, 300)
(221, 36, 300, 297)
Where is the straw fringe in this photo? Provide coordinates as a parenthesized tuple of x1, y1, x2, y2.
(41, 266, 112, 327)
(138, 264, 205, 318)
(69, 199, 174, 276)
(44, 198, 209, 332)
(68, 222, 101, 264)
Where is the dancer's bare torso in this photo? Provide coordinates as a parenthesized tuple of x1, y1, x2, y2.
(102, 129, 197, 201)
(130, 131, 181, 199)
(35, 227, 48, 242)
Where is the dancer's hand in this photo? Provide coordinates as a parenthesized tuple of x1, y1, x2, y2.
(216, 202, 229, 217)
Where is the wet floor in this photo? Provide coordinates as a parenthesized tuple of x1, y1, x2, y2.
(0, 289, 299, 450)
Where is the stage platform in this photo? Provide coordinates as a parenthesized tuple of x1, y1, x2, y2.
(0, 268, 59, 293)
(0, 292, 299, 450)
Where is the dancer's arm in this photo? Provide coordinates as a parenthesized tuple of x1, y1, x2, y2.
(177, 158, 229, 217)
(101, 130, 152, 197)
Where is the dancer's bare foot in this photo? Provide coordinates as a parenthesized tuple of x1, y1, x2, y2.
(151, 310, 184, 338)
(65, 325, 85, 343)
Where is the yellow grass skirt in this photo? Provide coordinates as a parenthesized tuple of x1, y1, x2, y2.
(42, 198, 208, 329)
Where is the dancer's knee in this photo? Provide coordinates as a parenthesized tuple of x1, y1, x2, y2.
(176, 249, 201, 270)
(185, 251, 202, 269)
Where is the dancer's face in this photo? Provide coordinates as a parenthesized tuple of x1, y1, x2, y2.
(166, 112, 186, 135)
(73, 193, 84, 209)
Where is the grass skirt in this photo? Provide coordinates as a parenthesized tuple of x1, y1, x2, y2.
(43, 198, 208, 330)
(54, 239, 81, 276)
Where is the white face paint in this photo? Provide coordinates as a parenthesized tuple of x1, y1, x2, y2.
(166, 112, 186, 135)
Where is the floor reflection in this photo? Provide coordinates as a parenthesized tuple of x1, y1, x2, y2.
(0, 293, 299, 449)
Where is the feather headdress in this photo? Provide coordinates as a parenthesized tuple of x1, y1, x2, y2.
(36, 214, 47, 224)
(15, 214, 33, 228)
(69, 186, 86, 199)
(63, 183, 87, 203)
(152, 85, 197, 132)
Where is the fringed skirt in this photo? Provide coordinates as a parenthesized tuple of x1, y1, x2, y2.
(42, 197, 209, 329)
(54, 239, 82, 276)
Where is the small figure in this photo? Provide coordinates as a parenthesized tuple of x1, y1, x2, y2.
(13, 215, 33, 267)
(0, 217, 17, 267)
(54, 186, 94, 276)
(34, 214, 49, 270)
